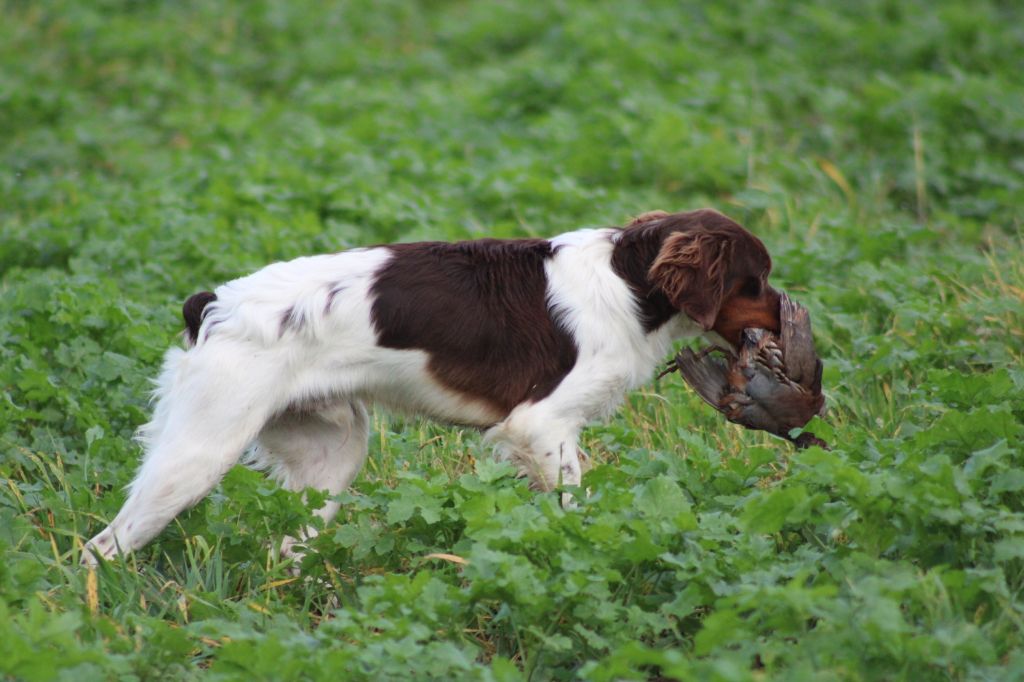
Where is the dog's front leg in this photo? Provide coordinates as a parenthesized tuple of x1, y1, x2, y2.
(485, 409, 583, 505)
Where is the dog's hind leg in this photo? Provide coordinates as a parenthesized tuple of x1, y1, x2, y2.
(82, 343, 282, 565)
(248, 399, 370, 565)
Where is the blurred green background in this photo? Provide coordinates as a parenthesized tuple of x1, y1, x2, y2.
(2, 1, 1022, 679)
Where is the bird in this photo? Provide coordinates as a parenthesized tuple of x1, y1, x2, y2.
(663, 292, 828, 448)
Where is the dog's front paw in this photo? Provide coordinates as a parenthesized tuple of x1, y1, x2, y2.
(81, 528, 119, 566)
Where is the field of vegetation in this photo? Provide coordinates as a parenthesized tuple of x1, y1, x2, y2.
(2, 0, 1023, 679)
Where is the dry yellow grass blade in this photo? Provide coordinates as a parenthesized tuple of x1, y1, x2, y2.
(422, 552, 469, 565)
(86, 568, 99, 616)
(817, 157, 855, 204)
(247, 601, 271, 615)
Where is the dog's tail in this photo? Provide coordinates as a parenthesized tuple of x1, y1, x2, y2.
(182, 291, 217, 347)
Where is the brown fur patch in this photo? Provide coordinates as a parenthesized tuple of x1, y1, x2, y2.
(712, 281, 782, 347)
(370, 239, 578, 417)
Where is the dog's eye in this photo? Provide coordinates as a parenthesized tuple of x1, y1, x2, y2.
(740, 277, 762, 297)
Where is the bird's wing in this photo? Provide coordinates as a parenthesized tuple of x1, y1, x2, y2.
(674, 348, 732, 411)
(779, 292, 820, 388)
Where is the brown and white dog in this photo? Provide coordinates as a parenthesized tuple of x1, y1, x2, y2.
(83, 209, 781, 565)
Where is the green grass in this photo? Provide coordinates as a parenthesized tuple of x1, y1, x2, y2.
(2, 0, 1023, 679)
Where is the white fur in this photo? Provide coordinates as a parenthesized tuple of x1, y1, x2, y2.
(83, 228, 702, 566)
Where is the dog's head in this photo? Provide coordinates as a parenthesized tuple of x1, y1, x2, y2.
(639, 209, 781, 347)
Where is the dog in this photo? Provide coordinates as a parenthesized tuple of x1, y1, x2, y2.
(82, 209, 781, 565)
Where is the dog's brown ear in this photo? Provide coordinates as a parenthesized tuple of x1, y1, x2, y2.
(648, 230, 733, 330)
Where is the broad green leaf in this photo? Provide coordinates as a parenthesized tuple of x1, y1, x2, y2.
(742, 484, 810, 534)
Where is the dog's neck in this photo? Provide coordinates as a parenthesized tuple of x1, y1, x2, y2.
(610, 221, 678, 333)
